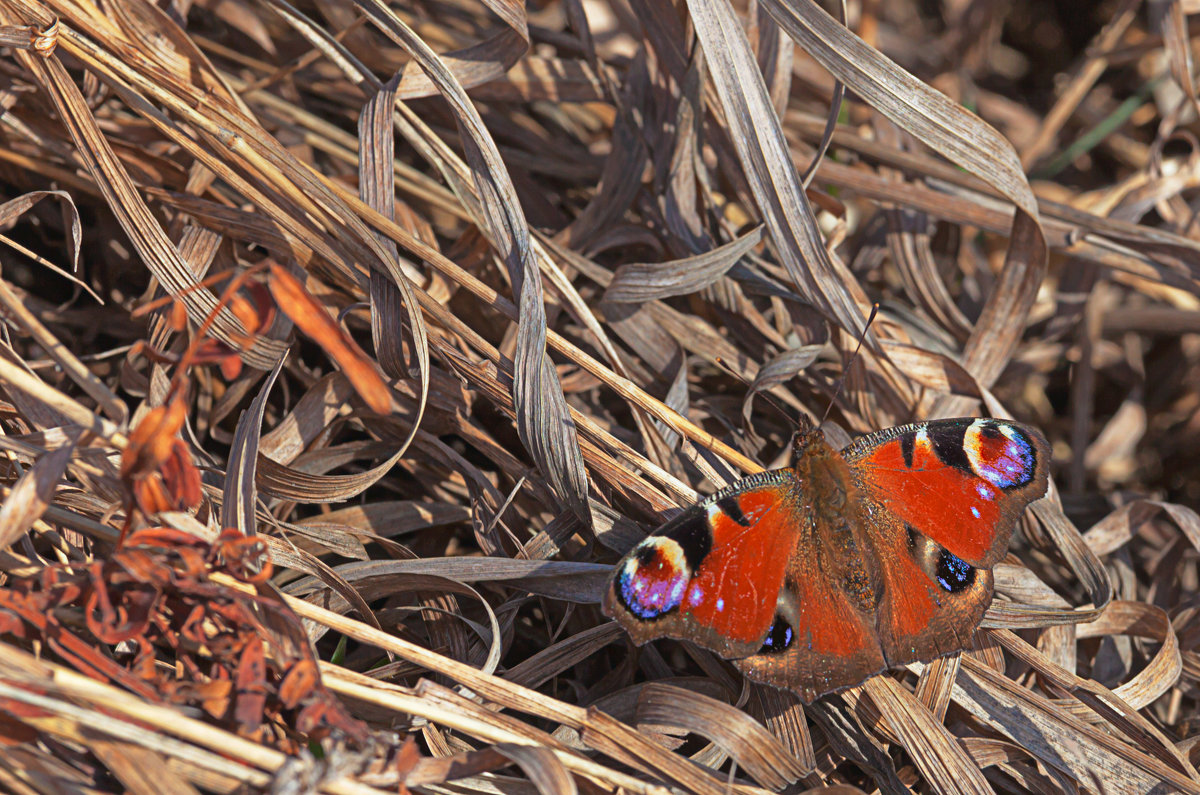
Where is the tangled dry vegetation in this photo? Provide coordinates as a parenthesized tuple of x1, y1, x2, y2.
(0, 0, 1196, 792)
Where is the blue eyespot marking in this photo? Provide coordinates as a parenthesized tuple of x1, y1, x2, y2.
(616, 538, 689, 619)
(763, 626, 792, 649)
(935, 550, 975, 593)
(965, 421, 1036, 489)
(759, 617, 794, 653)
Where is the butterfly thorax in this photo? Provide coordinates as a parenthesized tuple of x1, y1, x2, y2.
(791, 429, 881, 611)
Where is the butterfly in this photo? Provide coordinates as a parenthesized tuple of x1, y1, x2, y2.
(602, 418, 1050, 703)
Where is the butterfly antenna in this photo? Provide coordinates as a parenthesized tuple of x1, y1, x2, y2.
(819, 303, 880, 427)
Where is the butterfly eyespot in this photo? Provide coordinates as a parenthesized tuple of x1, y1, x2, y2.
(964, 420, 1037, 489)
(759, 616, 795, 654)
(935, 550, 975, 593)
(615, 537, 691, 619)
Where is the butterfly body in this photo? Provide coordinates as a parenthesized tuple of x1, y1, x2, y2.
(602, 418, 1050, 703)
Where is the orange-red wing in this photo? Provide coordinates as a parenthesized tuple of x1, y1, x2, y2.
(842, 419, 1050, 568)
(681, 485, 794, 644)
(602, 472, 802, 659)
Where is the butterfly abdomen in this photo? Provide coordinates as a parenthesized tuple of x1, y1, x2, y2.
(800, 445, 882, 611)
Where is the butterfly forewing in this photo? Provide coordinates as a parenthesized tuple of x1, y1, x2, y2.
(842, 419, 1050, 568)
(602, 472, 801, 659)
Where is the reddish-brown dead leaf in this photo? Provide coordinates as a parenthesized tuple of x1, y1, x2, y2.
(268, 263, 392, 415)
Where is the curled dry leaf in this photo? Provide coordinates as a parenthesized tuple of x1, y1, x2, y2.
(119, 396, 202, 529)
(0, 527, 365, 749)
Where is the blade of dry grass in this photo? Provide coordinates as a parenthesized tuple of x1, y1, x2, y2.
(221, 354, 286, 536)
(958, 638, 1200, 794)
(686, 0, 872, 343)
(0, 426, 78, 552)
(762, 0, 1048, 412)
(862, 676, 992, 795)
(636, 682, 808, 789)
(604, 226, 764, 303)
(350, 0, 591, 528)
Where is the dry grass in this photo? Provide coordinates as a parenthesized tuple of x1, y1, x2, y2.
(0, 0, 1196, 792)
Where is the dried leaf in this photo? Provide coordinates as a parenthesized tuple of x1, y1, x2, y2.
(604, 226, 764, 303)
(0, 428, 78, 552)
(268, 264, 391, 415)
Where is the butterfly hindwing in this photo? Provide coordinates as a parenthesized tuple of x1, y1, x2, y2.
(602, 473, 801, 659)
(731, 535, 888, 704)
(865, 512, 998, 667)
(842, 418, 1049, 667)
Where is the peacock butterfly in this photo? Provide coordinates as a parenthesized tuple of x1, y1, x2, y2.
(602, 418, 1050, 703)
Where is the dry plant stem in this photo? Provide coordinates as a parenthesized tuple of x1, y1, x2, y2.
(270, 66, 1197, 297)
(1019, 0, 1141, 169)
(0, 659, 389, 794)
(0, 356, 127, 447)
(320, 672, 673, 795)
(814, 158, 1195, 292)
(211, 573, 758, 795)
(0, 280, 125, 427)
(0, 145, 103, 198)
(231, 79, 467, 220)
(423, 303, 697, 508)
(0, 684, 274, 790)
(208, 574, 585, 723)
(786, 118, 1200, 290)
